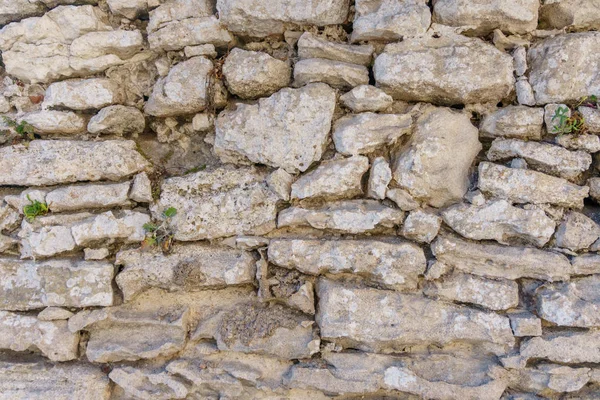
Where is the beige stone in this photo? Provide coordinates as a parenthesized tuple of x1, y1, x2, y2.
(294, 58, 369, 90)
(46, 182, 130, 212)
(339, 85, 393, 113)
(22, 110, 87, 135)
(521, 330, 600, 364)
(367, 157, 392, 199)
(555, 211, 600, 251)
(540, 0, 600, 31)
(88, 105, 145, 136)
(480, 106, 544, 140)
(400, 209, 441, 243)
(298, 32, 373, 66)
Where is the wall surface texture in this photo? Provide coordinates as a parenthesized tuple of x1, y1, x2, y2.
(2, 0, 600, 398)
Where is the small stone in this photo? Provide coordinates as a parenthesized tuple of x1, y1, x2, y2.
(513, 46, 528, 76)
(333, 112, 412, 155)
(129, 172, 153, 203)
(107, 0, 148, 19)
(579, 106, 600, 133)
(424, 260, 450, 281)
(508, 311, 542, 337)
(223, 48, 291, 99)
(386, 188, 419, 211)
(88, 105, 145, 136)
(38, 307, 74, 321)
(46, 182, 131, 212)
(294, 58, 369, 90)
(478, 162, 589, 209)
(367, 157, 392, 200)
(537, 275, 600, 327)
(480, 106, 545, 140)
(184, 44, 217, 58)
(266, 168, 294, 201)
(22, 110, 87, 135)
(278, 200, 404, 234)
(145, 57, 213, 117)
(339, 85, 393, 113)
(465, 189, 486, 206)
(424, 272, 519, 311)
(71, 210, 149, 247)
(291, 156, 369, 200)
(222, 235, 269, 250)
(556, 134, 600, 153)
(545, 103, 570, 134)
(572, 254, 600, 275)
(0, 202, 21, 233)
(43, 78, 123, 111)
(351, 0, 431, 42)
(84, 247, 110, 260)
(555, 211, 600, 251)
(401, 209, 441, 244)
(521, 330, 600, 364)
(442, 200, 556, 247)
(298, 32, 373, 66)
(516, 77, 536, 106)
(510, 158, 528, 169)
(191, 112, 213, 132)
(0, 234, 16, 252)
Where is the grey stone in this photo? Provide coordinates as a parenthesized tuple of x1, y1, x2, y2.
(184, 43, 217, 58)
(400, 209, 441, 243)
(556, 133, 600, 153)
(37, 307, 74, 321)
(579, 106, 600, 132)
(293, 58, 369, 90)
(386, 187, 419, 210)
(109, 367, 190, 400)
(590, 177, 600, 203)
(268, 238, 426, 291)
(191, 112, 214, 132)
(107, 0, 147, 19)
(266, 168, 294, 201)
(516, 77, 536, 106)
(509, 311, 542, 337)
(88, 105, 145, 136)
(129, 172, 153, 203)
(0, 202, 20, 234)
(555, 211, 600, 251)
(84, 247, 110, 260)
(339, 85, 393, 113)
(521, 330, 600, 364)
(510, 364, 591, 394)
(540, 0, 600, 31)
(70, 210, 149, 247)
(22, 110, 87, 135)
(537, 275, 600, 327)
(571, 254, 600, 275)
(0, 0, 45, 26)
(43, 78, 123, 110)
(298, 32, 373, 66)
(46, 182, 130, 212)
(480, 106, 545, 140)
(367, 157, 392, 199)
(514, 46, 528, 76)
(215, 83, 336, 173)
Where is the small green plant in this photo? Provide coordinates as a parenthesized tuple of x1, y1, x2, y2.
(577, 95, 599, 109)
(23, 195, 49, 222)
(141, 207, 177, 253)
(185, 164, 207, 174)
(551, 106, 586, 134)
(2, 117, 35, 140)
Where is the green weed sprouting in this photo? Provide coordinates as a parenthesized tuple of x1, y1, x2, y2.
(551, 106, 586, 134)
(141, 207, 177, 253)
(23, 195, 49, 222)
(2, 117, 35, 140)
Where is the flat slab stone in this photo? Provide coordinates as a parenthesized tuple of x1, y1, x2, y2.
(317, 279, 514, 353)
(154, 166, 279, 240)
(479, 106, 545, 140)
(43, 78, 123, 110)
(298, 32, 373, 66)
(0, 140, 149, 186)
(0, 258, 114, 310)
(293, 58, 369, 90)
(432, 235, 572, 281)
(215, 83, 336, 173)
(116, 244, 256, 301)
(521, 330, 600, 364)
(571, 254, 600, 275)
(268, 239, 426, 291)
(148, 16, 232, 51)
(46, 182, 131, 212)
(478, 162, 588, 209)
(22, 110, 87, 135)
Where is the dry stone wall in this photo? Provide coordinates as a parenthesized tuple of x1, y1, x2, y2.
(2, 0, 600, 399)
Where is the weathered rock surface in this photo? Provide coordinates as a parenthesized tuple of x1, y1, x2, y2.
(317, 279, 514, 353)
(0, 0, 45, 26)
(400, 209, 441, 244)
(571, 254, 600, 275)
(367, 157, 392, 199)
(509, 311, 542, 337)
(510, 364, 591, 394)
(580, 106, 600, 132)
(215, 83, 335, 173)
(38, 307, 74, 321)
(70, 210, 149, 247)
(537, 275, 600, 327)
(290, 156, 369, 200)
(432, 235, 573, 281)
(333, 112, 411, 155)
(432, 0, 539, 35)
(424, 272, 519, 311)
(442, 200, 556, 247)
(529, 32, 600, 104)
(278, 200, 404, 233)
(555, 211, 600, 251)
(268, 239, 426, 291)
(217, 0, 349, 37)
(393, 107, 481, 208)
(43, 78, 123, 110)
(386, 187, 419, 211)
(540, 0, 600, 31)
(46, 182, 131, 212)
(22, 110, 87, 135)
(88, 105, 145, 136)
(339, 85, 393, 113)
(116, 244, 256, 301)
(351, 0, 431, 42)
(298, 32, 373, 66)
(266, 168, 294, 201)
(0, 140, 148, 186)
(0, 312, 79, 361)
(145, 57, 213, 117)
(374, 30, 514, 105)
(154, 166, 279, 240)
(556, 133, 600, 153)
(108, 367, 190, 400)
(0, 258, 114, 310)
(223, 48, 290, 99)
(480, 106, 545, 140)
(487, 139, 592, 181)
(521, 330, 600, 364)
(293, 58, 369, 90)
(478, 162, 589, 209)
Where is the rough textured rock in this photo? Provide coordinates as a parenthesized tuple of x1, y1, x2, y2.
(46, 182, 130, 212)
(529, 32, 600, 104)
(374, 30, 514, 105)
(351, 0, 431, 42)
(317, 279, 514, 353)
(400, 209, 441, 244)
(393, 107, 481, 208)
(386, 187, 419, 210)
(556, 133, 600, 153)
(424, 272, 519, 311)
(571, 254, 600, 275)
(0, 140, 148, 186)
(215, 83, 335, 173)
(521, 330, 600, 364)
(70, 210, 149, 247)
(223, 48, 290, 99)
(108, 367, 190, 400)
(480, 106, 545, 140)
(43, 78, 123, 110)
(367, 157, 392, 199)
(0, 0, 46, 26)
(540, 0, 600, 31)
(0, 258, 114, 310)
(217, 0, 349, 37)
(145, 57, 213, 117)
(293, 58, 369, 90)
(298, 32, 373, 66)
(580, 106, 600, 132)
(266, 168, 294, 201)
(88, 105, 145, 136)
(432, 0, 539, 35)
(115, 244, 256, 301)
(129, 172, 153, 203)
(536, 275, 600, 327)
(555, 211, 600, 251)
(510, 364, 591, 394)
(268, 239, 426, 291)
(478, 162, 589, 209)
(333, 112, 411, 155)
(442, 200, 556, 247)
(22, 110, 87, 135)
(290, 156, 369, 200)
(487, 139, 592, 181)
(278, 200, 404, 233)
(154, 166, 279, 240)
(339, 85, 393, 113)
(509, 312, 542, 337)
(432, 235, 573, 281)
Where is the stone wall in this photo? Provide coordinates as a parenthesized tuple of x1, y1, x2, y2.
(1, 0, 600, 399)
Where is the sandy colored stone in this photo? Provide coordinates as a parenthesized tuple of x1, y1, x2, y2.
(509, 311, 542, 337)
(268, 239, 426, 291)
(521, 330, 600, 364)
(294, 58, 369, 90)
(339, 85, 393, 113)
(386, 187, 419, 210)
(37, 307, 74, 321)
(88, 105, 145, 136)
(267, 168, 294, 201)
(510, 364, 591, 394)
(556, 133, 600, 153)
(432, 235, 572, 281)
(215, 83, 336, 173)
(555, 211, 600, 251)
(480, 106, 545, 140)
(46, 182, 130, 212)
(107, 0, 147, 19)
(84, 247, 110, 260)
(298, 32, 373, 66)
(400, 209, 441, 244)
(43, 78, 123, 110)
(109, 367, 190, 400)
(540, 0, 600, 31)
(0, 0, 45, 26)
(129, 172, 153, 203)
(22, 110, 87, 135)
(579, 106, 600, 133)
(571, 253, 600, 275)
